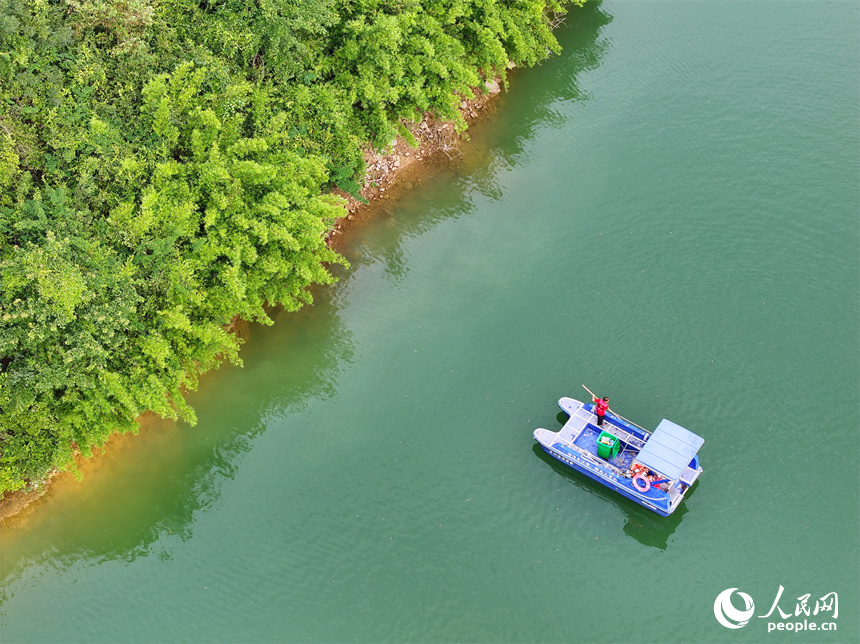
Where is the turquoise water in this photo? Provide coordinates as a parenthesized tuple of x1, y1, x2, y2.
(1, 2, 858, 642)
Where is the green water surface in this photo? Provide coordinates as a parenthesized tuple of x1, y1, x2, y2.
(1, 2, 858, 642)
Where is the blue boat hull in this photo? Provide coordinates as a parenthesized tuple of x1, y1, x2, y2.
(537, 441, 674, 516)
(533, 397, 703, 516)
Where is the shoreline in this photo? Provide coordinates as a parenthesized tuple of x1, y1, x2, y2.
(0, 81, 504, 526)
(328, 80, 502, 252)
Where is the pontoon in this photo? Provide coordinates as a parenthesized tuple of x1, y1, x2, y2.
(533, 397, 704, 516)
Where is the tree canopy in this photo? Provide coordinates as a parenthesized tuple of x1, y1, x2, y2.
(0, 0, 580, 494)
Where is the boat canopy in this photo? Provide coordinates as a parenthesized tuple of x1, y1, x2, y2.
(635, 419, 704, 481)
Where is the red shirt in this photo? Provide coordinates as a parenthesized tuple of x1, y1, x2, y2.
(595, 398, 609, 415)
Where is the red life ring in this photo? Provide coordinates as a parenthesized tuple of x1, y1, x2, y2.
(632, 474, 651, 493)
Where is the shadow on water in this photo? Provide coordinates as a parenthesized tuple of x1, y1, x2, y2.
(459, 1, 612, 186)
(491, 2, 613, 153)
(531, 443, 692, 551)
(0, 1, 614, 592)
(336, 1, 612, 284)
(0, 297, 354, 591)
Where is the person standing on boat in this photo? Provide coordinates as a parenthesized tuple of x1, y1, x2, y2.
(594, 396, 609, 426)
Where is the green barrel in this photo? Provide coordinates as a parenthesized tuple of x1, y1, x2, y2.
(597, 431, 620, 459)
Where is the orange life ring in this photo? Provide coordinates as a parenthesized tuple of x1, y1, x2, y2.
(632, 474, 651, 493)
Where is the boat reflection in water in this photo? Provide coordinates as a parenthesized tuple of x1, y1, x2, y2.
(531, 442, 698, 551)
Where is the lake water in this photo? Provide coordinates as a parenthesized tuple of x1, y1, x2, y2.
(1, 2, 858, 642)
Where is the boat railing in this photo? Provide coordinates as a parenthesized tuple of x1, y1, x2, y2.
(604, 423, 646, 452)
(606, 410, 651, 437)
(564, 441, 627, 477)
(559, 404, 596, 445)
(567, 405, 645, 450)
(570, 406, 594, 431)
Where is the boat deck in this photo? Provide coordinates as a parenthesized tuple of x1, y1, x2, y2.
(558, 398, 646, 448)
(573, 425, 636, 470)
(554, 398, 647, 471)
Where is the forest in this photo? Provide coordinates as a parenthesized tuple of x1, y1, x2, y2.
(0, 0, 579, 495)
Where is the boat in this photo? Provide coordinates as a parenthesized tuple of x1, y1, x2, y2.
(533, 396, 704, 516)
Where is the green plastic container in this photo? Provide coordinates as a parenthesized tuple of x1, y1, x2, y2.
(597, 431, 620, 459)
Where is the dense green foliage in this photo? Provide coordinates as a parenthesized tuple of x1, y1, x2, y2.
(0, 0, 578, 494)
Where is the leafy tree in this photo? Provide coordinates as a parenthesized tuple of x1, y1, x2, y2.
(1, 0, 581, 495)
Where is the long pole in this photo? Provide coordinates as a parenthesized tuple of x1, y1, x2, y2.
(581, 384, 614, 413)
(581, 384, 650, 434)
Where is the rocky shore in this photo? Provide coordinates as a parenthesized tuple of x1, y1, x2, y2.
(327, 78, 502, 251)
